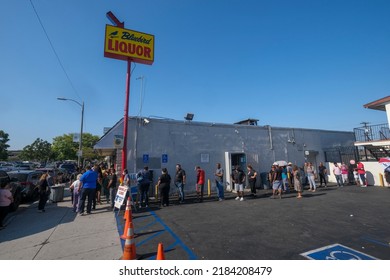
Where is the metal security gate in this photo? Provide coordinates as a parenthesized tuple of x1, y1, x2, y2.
(324, 146, 359, 164)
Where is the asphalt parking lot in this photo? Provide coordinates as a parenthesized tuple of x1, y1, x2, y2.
(127, 184, 390, 260)
(1, 183, 389, 260)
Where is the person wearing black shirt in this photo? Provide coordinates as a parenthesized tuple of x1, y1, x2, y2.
(174, 164, 186, 204)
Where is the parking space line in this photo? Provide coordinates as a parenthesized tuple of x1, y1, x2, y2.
(149, 211, 198, 260)
(361, 236, 390, 248)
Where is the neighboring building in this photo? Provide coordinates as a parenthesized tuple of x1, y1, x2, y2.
(94, 117, 355, 190)
(352, 96, 390, 186)
(354, 96, 390, 161)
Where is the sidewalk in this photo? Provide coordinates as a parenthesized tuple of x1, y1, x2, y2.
(0, 193, 122, 260)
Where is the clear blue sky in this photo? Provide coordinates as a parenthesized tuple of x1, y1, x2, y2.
(1, 0, 389, 150)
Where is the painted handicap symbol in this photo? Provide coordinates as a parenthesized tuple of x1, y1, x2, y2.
(301, 244, 378, 260)
(326, 250, 362, 260)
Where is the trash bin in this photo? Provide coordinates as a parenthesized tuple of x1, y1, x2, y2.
(49, 184, 65, 202)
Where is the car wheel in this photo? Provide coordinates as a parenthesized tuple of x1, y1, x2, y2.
(10, 191, 22, 211)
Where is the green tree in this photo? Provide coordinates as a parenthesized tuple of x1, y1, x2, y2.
(51, 133, 101, 162)
(20, 138, 53, 162)
(0, 130, 10, 161)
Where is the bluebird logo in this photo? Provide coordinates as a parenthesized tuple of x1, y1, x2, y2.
(109, 31, 119, 38)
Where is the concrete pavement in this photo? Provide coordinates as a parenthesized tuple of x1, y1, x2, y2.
(0, 191, 122, 260)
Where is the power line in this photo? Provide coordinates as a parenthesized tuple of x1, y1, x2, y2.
(29, 0, 82, 101)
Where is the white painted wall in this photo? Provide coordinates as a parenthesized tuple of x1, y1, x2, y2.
(326, 162, 388, 187)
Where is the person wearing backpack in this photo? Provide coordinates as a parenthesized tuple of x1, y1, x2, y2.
(137, 166, 151, 208)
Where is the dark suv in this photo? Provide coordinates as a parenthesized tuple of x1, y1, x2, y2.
(0, 170, 22, 211)
(7, 170, 43, 201)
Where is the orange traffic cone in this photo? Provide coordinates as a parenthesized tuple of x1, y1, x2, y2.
(121, 216, 130, 240)
(156, 242, 165, 260)
(124, 197, 132, 222)
(122, 222, 137, 260)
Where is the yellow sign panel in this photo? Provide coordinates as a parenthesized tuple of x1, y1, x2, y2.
(104, 25, 154, 65)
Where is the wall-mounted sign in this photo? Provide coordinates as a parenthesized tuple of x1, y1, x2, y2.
(104, 25, 154, 65)
(162, 154, 168, 163)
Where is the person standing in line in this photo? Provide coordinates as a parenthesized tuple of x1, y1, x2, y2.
(232, 165, 246, 201)
(286, 162, 294, 188)
(247, 164, 257, 198)
(303, 162, 309, 186)
(293, 165, 303, 199)
(123, 169, 130, 186)
(108, 168, 118, 210)
(37, 173, 50, 213)
(281, 165, 290, 193)
(137, 166, 152, 208)
(357, 162, 367, 187)
(268, 165, 276, 189)
(306, 162, 317, 192)
(174, 164, 186, 204)
(341, 163, 349, 186)
(214, 163, 224, 201)
(318, 162, 328, 187)
(353, 168, 360, 186)
(69, 174, 82, 212)
(195, 166, 205, 202)
(0, 182, 13, 229)
(272, 164, 283, 199)
(102, 171, 110, 204)
(78, 165, 98, 216)
(157, 168, 171, 207)
(333, 163, 343, 187)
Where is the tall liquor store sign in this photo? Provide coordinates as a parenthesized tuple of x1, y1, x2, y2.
(104, 25, 154, 65)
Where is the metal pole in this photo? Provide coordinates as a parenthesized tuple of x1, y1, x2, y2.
(57, 97, 84, 168)
(79, 101, 84, 168)
(122, 59, 131, 173)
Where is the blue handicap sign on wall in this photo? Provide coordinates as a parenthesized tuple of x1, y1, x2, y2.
(143, 154, 149, 163)
(162, 154, 168, 163)
(301, 244, 378, 260)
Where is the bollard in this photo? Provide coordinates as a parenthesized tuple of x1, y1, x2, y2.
(379, 173, 384, 187)
(155, 184, 159, 199)
(208, 179, 211, 197)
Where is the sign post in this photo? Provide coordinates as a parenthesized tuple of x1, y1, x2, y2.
(104, 11, 154, 175)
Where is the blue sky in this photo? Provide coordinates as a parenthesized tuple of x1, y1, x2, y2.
(1, 0, 389, 150)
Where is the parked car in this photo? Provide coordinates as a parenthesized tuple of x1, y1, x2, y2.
(0, 162, 16, 172)
(59, 163, 78, 180)
(0, 170, 22, 211)
(7, 170, 44, 201)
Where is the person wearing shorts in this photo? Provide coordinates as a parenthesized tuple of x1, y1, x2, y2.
(231, 165, 246, 201)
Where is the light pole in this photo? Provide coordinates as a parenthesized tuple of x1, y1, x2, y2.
(57, 97, 84, 168)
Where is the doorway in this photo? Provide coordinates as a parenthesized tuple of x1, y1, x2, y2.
(224, 152, 246, 191)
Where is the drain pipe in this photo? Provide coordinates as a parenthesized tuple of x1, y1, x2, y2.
(267, 125, 274, 150)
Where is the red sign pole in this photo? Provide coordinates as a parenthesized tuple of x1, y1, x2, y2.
(122, 58, 131, 173)
(106, 11, 128, 175)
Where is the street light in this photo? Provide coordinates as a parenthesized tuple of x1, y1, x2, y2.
(57, 97, 84, 168)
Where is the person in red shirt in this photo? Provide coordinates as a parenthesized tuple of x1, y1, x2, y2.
(195, 166, 205, 202)
(357, 162, 367, 187)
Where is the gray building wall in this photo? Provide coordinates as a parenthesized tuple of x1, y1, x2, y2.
(95, 117, 355, 192)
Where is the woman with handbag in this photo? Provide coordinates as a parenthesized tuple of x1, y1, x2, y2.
(38, 173, 50, 213)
